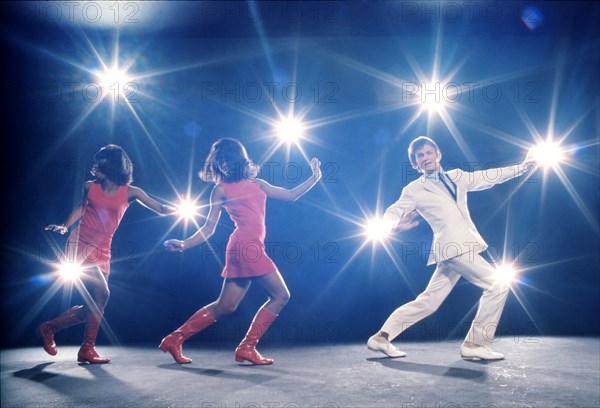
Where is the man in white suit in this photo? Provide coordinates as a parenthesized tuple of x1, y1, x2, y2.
(367, 136, 536, 360)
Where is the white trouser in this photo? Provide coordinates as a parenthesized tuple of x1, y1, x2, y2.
(381, 253, 509, 347)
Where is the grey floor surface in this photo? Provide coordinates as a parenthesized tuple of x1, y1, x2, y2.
(2, 337, 599, 408)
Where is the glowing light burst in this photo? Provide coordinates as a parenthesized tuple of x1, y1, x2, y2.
(419, 81, 448, 114)
(177, 198, 198, 220)
(512, 106, 599, 232)
(36, 29, 164, 167)
(276, 118, 305, 145)
(495, 263, 518, 284)
(85, 31, 137, 108)
(177, 197, 200, 222)
(57, 261, 83, 282)
(363, 217, 391, 244)
(258, 109, 322, 172)
(530, 141, 566, 168)
(97, 66, 130, 90)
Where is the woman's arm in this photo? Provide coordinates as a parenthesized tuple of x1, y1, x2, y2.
(129, 186, 176, 215)
(45, 181, 92, 234)
(164, 184, 225, 252)
(257, 157, 321, 202)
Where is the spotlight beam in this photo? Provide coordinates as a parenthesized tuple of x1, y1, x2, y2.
(552, 166, 600, 234)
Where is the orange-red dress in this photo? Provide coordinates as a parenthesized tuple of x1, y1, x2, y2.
(220, 179, 277, 278)
(65, 182, 130, 275)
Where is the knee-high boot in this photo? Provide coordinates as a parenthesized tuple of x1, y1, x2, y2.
(235, 307, 278, 365)
(37, 305, 86, 356)
(77, 310, 110, 364)
(159, 307, 216, 364)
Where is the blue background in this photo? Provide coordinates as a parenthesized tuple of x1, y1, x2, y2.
(1, 1, 598, 348)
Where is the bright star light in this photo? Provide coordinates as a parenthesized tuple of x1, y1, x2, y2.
(93, 63, 135, 105)
(97, 66, 130, 90)
(276, 118, 305, 145)
(531, 141, 566, 167)
(420, 82, 447, 113)
(259, 110, 321, 171)
(363, 217, 391, 243)
(177, 197, 200, 221)
(495, 263, 517, 284)
(57, 261, 82, 282)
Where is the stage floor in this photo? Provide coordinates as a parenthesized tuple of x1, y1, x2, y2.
(2, 337, 599, 408)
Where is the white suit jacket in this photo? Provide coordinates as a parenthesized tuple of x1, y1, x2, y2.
(384, 164, 529, 265)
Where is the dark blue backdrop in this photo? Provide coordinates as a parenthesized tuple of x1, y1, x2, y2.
(1, 1, 598, 349)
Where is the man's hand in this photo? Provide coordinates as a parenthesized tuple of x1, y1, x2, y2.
(523, 148, 540, 168)
(310, 157, 322, 181)
(392, 210, 420, 233)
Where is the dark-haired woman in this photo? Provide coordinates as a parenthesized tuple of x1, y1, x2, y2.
(40, 145, 174, 364)
(159, 138, 321, 365)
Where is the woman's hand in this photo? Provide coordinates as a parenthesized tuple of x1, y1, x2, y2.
(164, 239, 185, 252)
(45, 224, 68, 235)
(162, 204, 178, 215)
(310, 157, 322, 181)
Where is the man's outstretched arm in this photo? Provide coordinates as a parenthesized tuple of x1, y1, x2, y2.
(455, 151, 538, 192)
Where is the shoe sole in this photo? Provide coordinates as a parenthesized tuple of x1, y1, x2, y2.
(158, 345, 192, 364)
(366, 339, 385, 353)
(77, 360, 110, 364)
(235, 355, 274, 365)
(367, 345, 406, 358)
(460, 355, 505, 361)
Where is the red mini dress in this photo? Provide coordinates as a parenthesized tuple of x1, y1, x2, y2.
(65, 182, 130, 275)
(220, 179, 277, 278)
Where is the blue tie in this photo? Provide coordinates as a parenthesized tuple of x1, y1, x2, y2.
(438, 172, 457, 201)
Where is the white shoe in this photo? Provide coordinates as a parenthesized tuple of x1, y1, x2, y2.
(460, 344, 505, 361)
(367, 335, 406, 358)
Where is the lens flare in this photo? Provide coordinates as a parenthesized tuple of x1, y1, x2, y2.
(420, 82, 446, 113)
(496, 263, 517, 284)
(97, 67, 130, 89)
(177, 198, 200, 221)
(531, 142, 565, 167)
(276, 118, 304, 144)
(57, 261, 82, 282)
(363, 217, 391, 243)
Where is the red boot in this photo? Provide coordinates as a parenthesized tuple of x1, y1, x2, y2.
(37, 305, 85, 356)
(159, 307, 216, 364)
(77, 313, 110, 364)
(235, 307, 278, 365)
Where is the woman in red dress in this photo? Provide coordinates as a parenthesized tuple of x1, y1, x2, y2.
(40, 145, 174, 364)
(160, 138, 321, 365)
